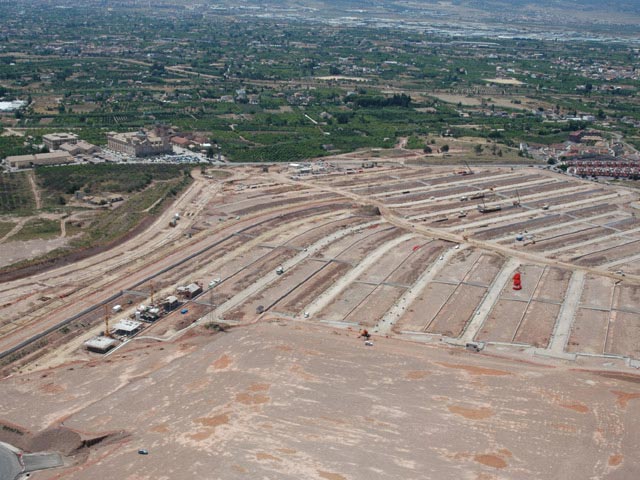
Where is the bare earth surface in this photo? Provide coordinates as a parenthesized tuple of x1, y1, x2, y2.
(3, 163, 640, 479)
(2, 322, 640, 480)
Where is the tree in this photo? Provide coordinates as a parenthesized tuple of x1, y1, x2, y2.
(441, 144, 449, 153)
(474, 144, 483, 154)
(423, 145, 432, 154)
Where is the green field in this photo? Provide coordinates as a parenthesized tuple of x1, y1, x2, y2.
(0, 172, 36, 215)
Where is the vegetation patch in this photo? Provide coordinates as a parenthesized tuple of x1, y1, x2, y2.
(0, 221, 16, 237)
(36, 163, 189, 207)
(0, 172, 36, 214)
(10, 217, 60, 241)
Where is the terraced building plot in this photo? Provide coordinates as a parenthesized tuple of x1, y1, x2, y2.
(475, 266, 570, 347)
(567, 280, 640, 358)
(393, 250, 504, 336)
(5, 163, 640, 396)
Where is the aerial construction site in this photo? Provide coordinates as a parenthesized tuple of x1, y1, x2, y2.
(1, 159, 640, 479)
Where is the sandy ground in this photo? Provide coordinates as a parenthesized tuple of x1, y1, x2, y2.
(2, 322, 640, 480)
(0, 237, 71, 266)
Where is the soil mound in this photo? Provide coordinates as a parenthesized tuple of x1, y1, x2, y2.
(356, 205, 381, 216)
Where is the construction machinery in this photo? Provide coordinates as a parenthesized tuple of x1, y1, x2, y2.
(512, 190, 521, 207)
(104, 305, 111, 337)
(477, 198, 502, 213)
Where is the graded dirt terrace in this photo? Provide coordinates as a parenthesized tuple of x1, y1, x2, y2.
(2, 164, 640, 368)
(2, 163, 640, 479)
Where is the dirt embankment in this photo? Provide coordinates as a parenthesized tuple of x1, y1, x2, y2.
(0, 420, 128, 458)
(0, 208, 158, 283)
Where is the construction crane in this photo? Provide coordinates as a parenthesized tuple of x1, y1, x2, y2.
(512, 189, 521, 207)
(104, 305, 111, 337)
(456, 160, 474, 176)
(150, 281, 155, 307)
(477, 199, 502, 213)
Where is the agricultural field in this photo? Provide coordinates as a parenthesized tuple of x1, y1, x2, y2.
(2, 3, 640, 164)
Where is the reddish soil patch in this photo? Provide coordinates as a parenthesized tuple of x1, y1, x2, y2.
(189, 431, 213, 441)
(474, 454, 507, 469)
(39, 382, 65, 394)
(150, 424, 169, 433)
(211, 354, 232, 370)
(560, 403, 589, 414)
(275, 344, 293, 352)
(609, 454, 623, 466)
(448, 405, 494, 420)
(256, 452, 282, 462)
(236, 393, 270, 405)
(277, 448, 297, 455)
(232, 465, 248, 473)
(318, 471, 347, 480)
(475, 473, 498, 480)
(290, 364, 318, 382)
(248, 383, 270, 392)
(596, 371, 640, 384)
(611, 390, 640, 409)
(195, 413, 230, 428)
(405, 370, 430, 380)
(436, 362, 511, 376)
(551, 423, 577, 433)
(185, 378, 210, 393)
